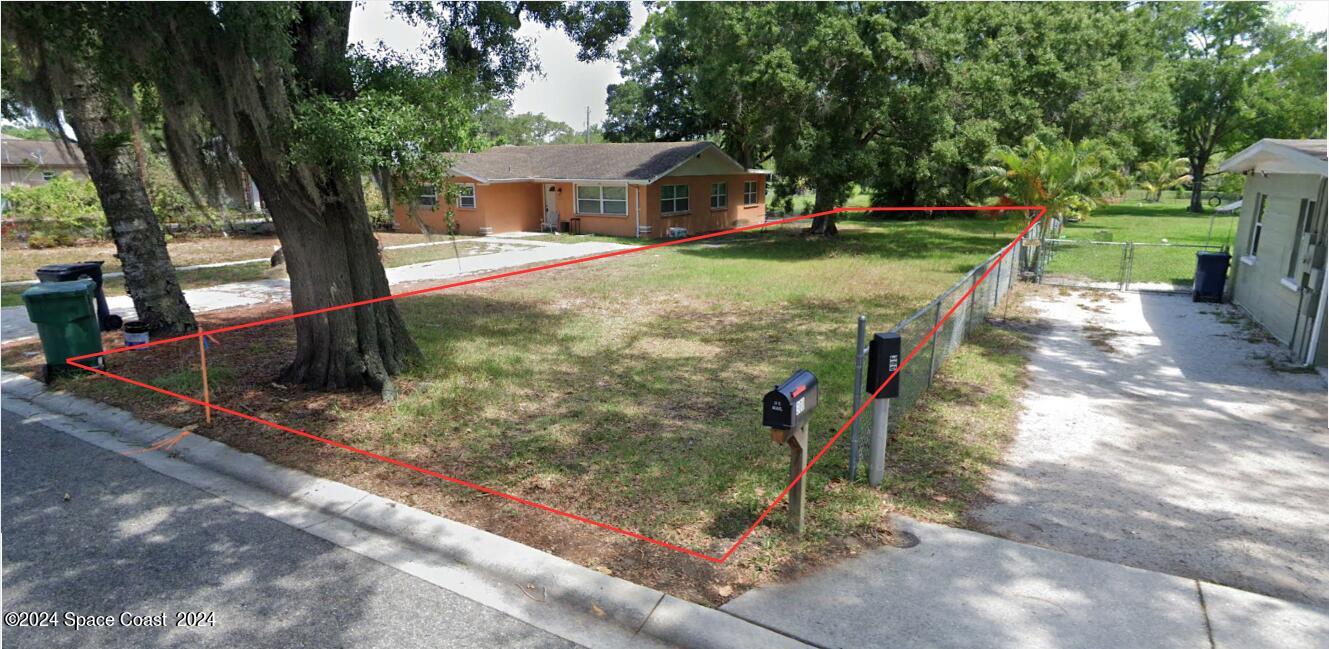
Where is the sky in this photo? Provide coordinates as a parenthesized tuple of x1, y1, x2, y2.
(348, 1, 649, 129)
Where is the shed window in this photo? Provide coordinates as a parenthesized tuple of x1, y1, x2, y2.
(1248, 193, 1265, 257)
(661, 184, 689, 214)
(41, 171, 57, 182)
(743, 180, 759, 205)
(710, 183, 727, 209)
(457, 183, 476, 209)
(576, 184, 628, 215)
(1288, 199, 1315, 280)
(418, 185, 438, 208)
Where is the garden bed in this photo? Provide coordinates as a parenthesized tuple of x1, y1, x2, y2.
(1, 219, 1036, 604)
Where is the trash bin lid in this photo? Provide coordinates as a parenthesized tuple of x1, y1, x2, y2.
(21, 278, 97, 302)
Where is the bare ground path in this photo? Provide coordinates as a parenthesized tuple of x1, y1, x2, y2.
(972, 289, 1329, 609)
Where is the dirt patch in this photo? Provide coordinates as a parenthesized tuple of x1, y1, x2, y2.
(1081, 323, 1118, 353)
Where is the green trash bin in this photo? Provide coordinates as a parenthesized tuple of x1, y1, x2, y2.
(21, 279, 104, 382)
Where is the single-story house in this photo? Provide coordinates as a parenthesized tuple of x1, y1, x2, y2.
(1220, 138, 1327, 369)
(1, 136, 88, 187)
(391, 141, 770, 238)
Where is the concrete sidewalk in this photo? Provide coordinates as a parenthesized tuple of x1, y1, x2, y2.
(0, 240, 632, 343)
(723, 517, 1329, 649)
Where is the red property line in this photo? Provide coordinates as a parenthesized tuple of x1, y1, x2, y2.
(67, 205, 1046, 563)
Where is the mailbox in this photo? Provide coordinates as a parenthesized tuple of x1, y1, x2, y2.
(865, 332, 901, 399)
(762, 369, 819, 431)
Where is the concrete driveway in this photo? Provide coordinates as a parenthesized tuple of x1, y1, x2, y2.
(972, 289, 1329, 609)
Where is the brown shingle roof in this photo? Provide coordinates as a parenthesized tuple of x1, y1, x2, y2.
(451, 141, 725, 183)
(0, 136, 85, 168)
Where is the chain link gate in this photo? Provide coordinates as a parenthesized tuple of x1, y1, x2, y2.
(1037, 239, 1224, 293)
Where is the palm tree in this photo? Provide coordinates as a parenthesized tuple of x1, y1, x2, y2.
(971, 134, 1124, 226)
(1135, 157, 1191, 202)
(971, 135, 1124, 273)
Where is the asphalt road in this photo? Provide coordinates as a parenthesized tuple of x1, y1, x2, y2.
(1, 412, 582, 649)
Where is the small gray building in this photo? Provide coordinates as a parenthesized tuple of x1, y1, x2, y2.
(1220, 138, 1327, 369)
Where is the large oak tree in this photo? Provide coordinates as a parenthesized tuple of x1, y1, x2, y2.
(2, 5, 197, 336)
(88, 2, 629, 398)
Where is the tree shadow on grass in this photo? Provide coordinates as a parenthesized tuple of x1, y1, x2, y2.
(672, 223, 1015, 264)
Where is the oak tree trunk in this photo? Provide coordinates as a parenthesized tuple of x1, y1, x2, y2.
(57, 60, 196, 336)
(1188, 156, 1209, 213)
(808, 182, 839, 235)
(251, 166, 419, 397)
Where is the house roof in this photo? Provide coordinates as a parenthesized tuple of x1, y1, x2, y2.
(1219, 138, 1327, 177)
(451, 141, 757, 184)
(0, 136, 85, 168)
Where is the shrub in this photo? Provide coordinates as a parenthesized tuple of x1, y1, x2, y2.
(0, 174, 104, 247)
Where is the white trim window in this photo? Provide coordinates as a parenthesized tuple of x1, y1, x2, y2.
(710, 182, 728, 209)
(661, 184, 689, 214)
(457, 183, 477, 209)
(576, 184, 628, 216)
(742, 180, 759, 205)
(1248, 192, 1266, 257)
(419, 185, 438, 208)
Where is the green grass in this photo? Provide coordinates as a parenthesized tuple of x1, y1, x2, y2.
(1042, 197, 1239, 286)
(11, 216, 1034, 599)
(288, 219, 1028, 548)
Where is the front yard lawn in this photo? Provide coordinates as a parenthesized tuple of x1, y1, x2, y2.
(2, 217, 1035, 604)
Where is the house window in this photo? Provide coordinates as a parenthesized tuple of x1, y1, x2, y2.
(418, 185, 438, 208)
(661, 184, 689, 214)
(457, 183, 476, 209)
(710, 183, 727, 209)
(743, 180, 759, 205)
(1248, 193, 1265, 257)
(41, 171, 56, 182)
(1288, 199, 1315, 279)
(576, 184, 628, 215)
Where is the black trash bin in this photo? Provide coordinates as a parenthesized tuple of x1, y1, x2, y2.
(35, 261, 122, 331)
(1192, 251, 1230, 303)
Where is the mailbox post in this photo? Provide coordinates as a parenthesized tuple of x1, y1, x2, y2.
(865, 333, 901, 487)
(762, 370, 819, 535)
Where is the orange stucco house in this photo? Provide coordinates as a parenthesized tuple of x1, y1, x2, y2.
(392, 141, 770, 238)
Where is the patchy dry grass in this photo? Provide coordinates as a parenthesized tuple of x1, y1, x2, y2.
(2, 217, 1035, 604)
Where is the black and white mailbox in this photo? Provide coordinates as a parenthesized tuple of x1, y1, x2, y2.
(762, 369, 819, 536)
(762, 369, 819, 433)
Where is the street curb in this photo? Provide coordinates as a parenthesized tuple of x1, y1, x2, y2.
(0, 371, 813, 649)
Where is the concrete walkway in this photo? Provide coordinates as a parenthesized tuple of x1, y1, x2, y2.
(971, 290, 1329, 608)
(723, 517, 1329, 649)
(0, 240, 632, 343)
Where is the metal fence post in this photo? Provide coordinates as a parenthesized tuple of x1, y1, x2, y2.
(993, 257, 1002, 308)
(927, 300, 942, 388)
(848, 315, 867, 481)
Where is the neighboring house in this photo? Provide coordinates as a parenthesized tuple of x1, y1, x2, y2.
(1220, 138, 1328, 369)
(1, 136, 88, 187)
(392, 141, 770, 238)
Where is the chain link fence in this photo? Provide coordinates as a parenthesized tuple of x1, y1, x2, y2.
(847, 238, 1023, 479)
(1037, 239, 1223, 293)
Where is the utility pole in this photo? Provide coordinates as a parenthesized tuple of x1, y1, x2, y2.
(585, 106, 591, 144)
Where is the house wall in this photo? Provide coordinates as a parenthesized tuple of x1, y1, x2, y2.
(391, 176, 542, 235)
(544, 182, 644, 237)
(642, 173, 766, 237)
(390, 172, 767, 240)
(1230, 172, 1327, 366)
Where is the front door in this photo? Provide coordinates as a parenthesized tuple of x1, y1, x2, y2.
(543, 184, 560, 232)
